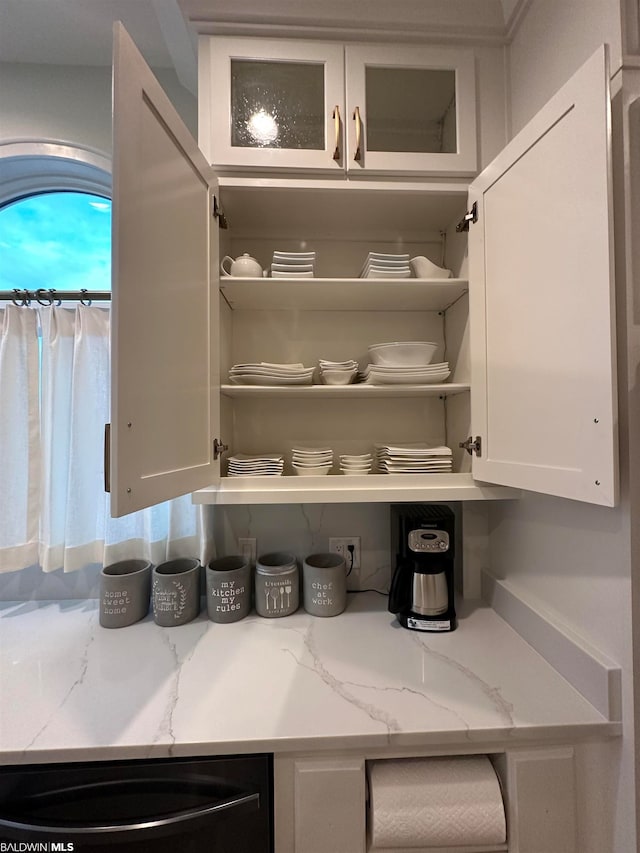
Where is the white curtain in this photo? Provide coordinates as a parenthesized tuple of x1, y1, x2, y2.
(0, 304, 209, 574)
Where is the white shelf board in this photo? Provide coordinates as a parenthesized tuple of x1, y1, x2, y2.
(218, 178, 468, 239)
(220, 278, 468, 311)
(192, 472, 521, 505)
(221, 383, 469, 399)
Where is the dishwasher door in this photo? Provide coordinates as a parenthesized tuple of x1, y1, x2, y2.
(0, 753, 272, 852)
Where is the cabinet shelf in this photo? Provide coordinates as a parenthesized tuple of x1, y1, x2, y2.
(220, 278, 468, 311)
(221, 383, 469, 399)
(193, 473, 520, 505)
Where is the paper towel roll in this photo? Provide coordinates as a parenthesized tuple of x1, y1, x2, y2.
(367, 755, 506, 848)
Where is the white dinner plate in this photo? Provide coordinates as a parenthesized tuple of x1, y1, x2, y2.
(229, 368, 315, 377)
(366, 252, 410, 261)
(271, 263, 315, 272)
(270, 271, 315, 278)
(363, 362, 448, 374)
(229, 375, 315, 385)
(363, 372, 450, 385)
(375, 443, 452, 455)
(361, 269, 411, 279)
(231, 362, 304, 369)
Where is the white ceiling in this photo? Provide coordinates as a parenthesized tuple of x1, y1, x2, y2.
(0, 0, 515, 77)
(0, 0, 173, 66)
(0, 0, 199, 92)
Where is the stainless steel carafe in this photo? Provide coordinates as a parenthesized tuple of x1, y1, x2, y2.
(412, 569, 449, 615)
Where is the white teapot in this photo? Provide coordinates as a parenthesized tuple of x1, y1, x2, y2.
(220, 253, 263, 277)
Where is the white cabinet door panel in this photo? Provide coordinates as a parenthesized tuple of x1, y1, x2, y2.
(111, 23, 220, 517)
(203, 37, 345, 172)
(345, 44, 477, 175)
(468, 46, 618, 506)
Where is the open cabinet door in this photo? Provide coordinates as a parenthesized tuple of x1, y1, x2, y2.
(110, 23, 220, 517)
(468, 45, 618, 506)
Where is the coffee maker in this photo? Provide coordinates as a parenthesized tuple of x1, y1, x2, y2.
(389, 505, 457, 632)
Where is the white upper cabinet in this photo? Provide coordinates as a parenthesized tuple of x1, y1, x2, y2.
(467, 46, 618, 506)
(110, 23, 221, 517)
(199, 37, 477, 176)
(200, 37, 345, 172)
(344, 45, 477, 175)
(109, 27, 617, 512)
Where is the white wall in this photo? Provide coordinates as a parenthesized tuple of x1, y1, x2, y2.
(0, 61, 197, 154)
(507, 0, 622, 134)
(493, 2, 636, 850)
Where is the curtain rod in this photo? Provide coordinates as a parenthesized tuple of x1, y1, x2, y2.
(0, 288, 111, 305)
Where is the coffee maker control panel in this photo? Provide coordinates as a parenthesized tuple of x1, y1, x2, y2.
(408, 529, 450, 553)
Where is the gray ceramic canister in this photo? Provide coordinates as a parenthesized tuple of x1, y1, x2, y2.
(302, 553, 347, 617)
(99, 559, 152, 628)
(255, 552, 299, 618)
(152, 557, 201, 627)
(206, 556, 252, 623)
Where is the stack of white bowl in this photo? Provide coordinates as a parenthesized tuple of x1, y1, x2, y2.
(359, 252, 411, 279)
(291, 446, 333, 476)
(339, 453, 373, 476)
(271, 251, 316, 278)
(318, 359, 358, 385)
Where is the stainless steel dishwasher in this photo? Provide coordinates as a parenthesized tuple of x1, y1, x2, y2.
(0, 753, 272, 852)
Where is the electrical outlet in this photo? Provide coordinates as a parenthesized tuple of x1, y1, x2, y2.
(239, 537, 257, 567)
(329, 536, 361, 585)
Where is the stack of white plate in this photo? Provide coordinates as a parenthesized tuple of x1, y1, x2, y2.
(359, 252, 411, 279)
(361, 362, 451, 385)
(318, 359, 358, 385)
(229, 362, 315, 386)
(271, 251, 316, 278)
(227, 453, 284, 477)
(339, 453, 373, 476)
(291, 446, 333, 476)
(375, 443, 453, 474)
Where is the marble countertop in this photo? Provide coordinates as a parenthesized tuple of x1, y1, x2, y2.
(0, 593, 617, 765)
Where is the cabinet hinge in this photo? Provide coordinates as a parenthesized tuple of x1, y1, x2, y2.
(459, 435, 482, 457)
(212, 195, 228, 230)
(213, 438, 229, 460)
(456, 202, 478, 232)
(104, 423, 111, 493)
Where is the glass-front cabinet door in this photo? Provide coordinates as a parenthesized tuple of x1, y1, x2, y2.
(202, 37, 345, 171)
(345, 45, 477, 175)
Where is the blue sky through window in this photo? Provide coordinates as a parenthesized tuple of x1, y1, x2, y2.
(0, 192, 111, 291)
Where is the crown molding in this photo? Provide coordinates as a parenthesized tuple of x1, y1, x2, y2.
(180, 0, 510, 46)
(188, 18, 508, 47)
(504, 0, 532, 41)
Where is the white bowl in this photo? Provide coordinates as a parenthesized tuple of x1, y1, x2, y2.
(321, 369, 357, 385)
(340, 469, 371, 476)
(292, 464, 332, 476)
(368, 341, 438, 366)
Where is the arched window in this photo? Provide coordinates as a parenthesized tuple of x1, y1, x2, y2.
(0, 141, 112, 299)
(0, 190, 111, 293)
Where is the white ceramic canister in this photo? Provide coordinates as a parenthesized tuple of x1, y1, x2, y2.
(255, 552, 299, 617)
